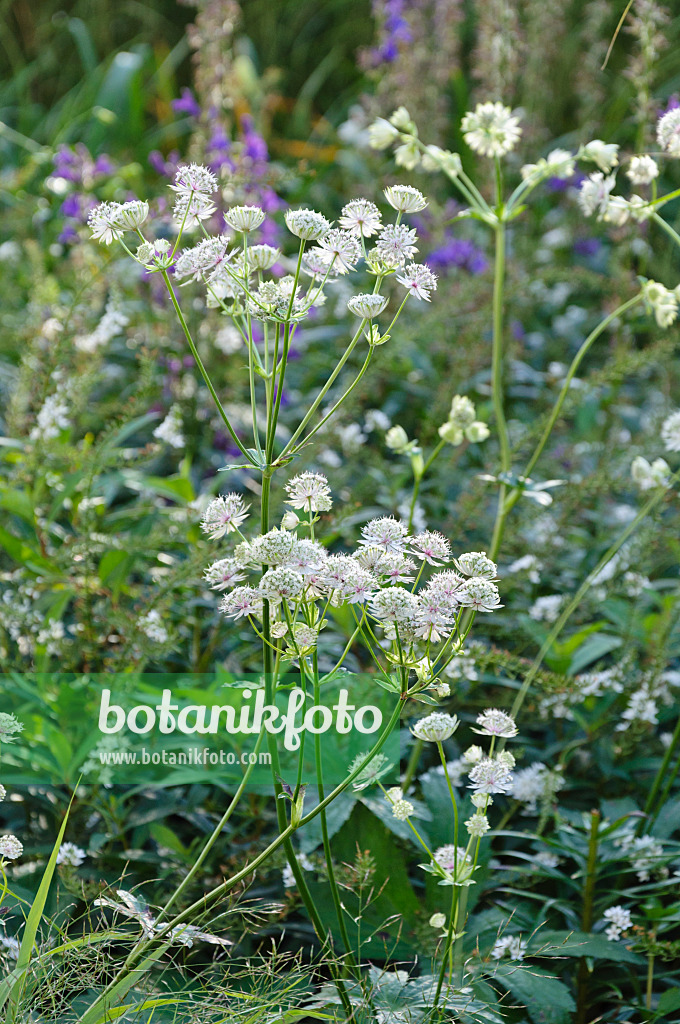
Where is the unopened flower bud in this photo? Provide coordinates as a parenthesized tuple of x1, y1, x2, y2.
(281, 511, 300, 531)
(390, 106, 413, 130)
(464, 745, 483, 764)
(386, 425, 409, 451)
(429, 912, 447, 928)
(465, 421, 490, 443)
(438, 421, 464, 445)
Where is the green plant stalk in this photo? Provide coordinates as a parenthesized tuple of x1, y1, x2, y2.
(432, 740, 462, 1011)
(575, 810, 600, 1024)
(76, 698, 405, 1024)
(160, 270, 254, 464)
(641, 708, 680, 830)
(487, 218, 511, 562)
(646, 952, 655, 1012)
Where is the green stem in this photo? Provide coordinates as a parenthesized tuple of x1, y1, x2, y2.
(640, 709, 680, 831)
(160, 270, 255, 464)
(575, 810, 600, 1024)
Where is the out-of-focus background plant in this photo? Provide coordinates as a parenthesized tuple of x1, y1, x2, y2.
(1, 2, 680, 1022)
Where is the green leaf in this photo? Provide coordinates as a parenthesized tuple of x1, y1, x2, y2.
(0, 795, 75, 1020)
(531, 930, 643, 964)
(657, 988, 680, 1016)
(492, 964, 575, 1024)
(568, 633, 623, 675)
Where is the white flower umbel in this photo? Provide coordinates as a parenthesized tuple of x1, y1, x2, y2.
(200, 494, 250, 539)
(203, 558, 247, 591)
(580, 140, 619, 173)
(284, 471, 333, 512)
(171, 164, 218, 197)
(224, 205, 265, 233)
(458, 579, 501, 612)
(360, 516, 409, 553)
(311, 229, 362, 274)
(174, 236, 234, 283)
(139, 610, 169, 643)
(491, 935, 527, 960)
(631, 455, 671, 490)
(219, 586, 264, 620)
(0, 835, 23, 860)
(57, 842, 87, 866)
(347, 294, 388, 319)
(339, 199, 382, 237)
(657, 108, 680, 157)
(465, 813, 490, 837)
(88, 200, 149, 244)
(578, 173, 616, 217)
(246, 244, 280, 271)
(0, 714, 23, 743)
(384, 185, 428, 213)
(396, 263, 438, 301)
(529, 594, 563, 622)
(259, 568, 305, 601)
(376, 224, 419, 265)
(661, 410, 680, 452)
(454, 551, 498, 579)
(153, 405, 184, 449)
(411, 711, 459, 742)
(643, 280, 679, 327)
(410, 530, 452, 566)
(173, 192, 216, 228)
(626, 155, 659, 185)
(285, 208, 332, 241)
(461, 102, 522, 158)
(602, 906, 632, 941)
(474, 708, 518, 738)
(468, 756, 514, 795)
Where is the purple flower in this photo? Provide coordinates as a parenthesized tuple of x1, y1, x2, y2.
(240, 114, 268, 162)
(172, 88, 201, 119)
(573, 237, 602, 258)
(149, 150, 180, 179)
(427, 237, 488, 275)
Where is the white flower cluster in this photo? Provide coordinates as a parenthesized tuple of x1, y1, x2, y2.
(88, 200, 149, 244)
(602, 905, 632, 942)
(75, 296, 130, 353)
(631, 454, 671, 491)
(57, 842, 87, 866)
(0, 835, 23, 861)
(438, 394, 489, 446)
(153, 405, 185, 449)
(661, 410, 680, 453)
(615, 829, 667, 883)
(461, 102, 522, 158)
(200, 477, 502, 662)
(490, 934, 528, 960)
(509, 762, 564, 814)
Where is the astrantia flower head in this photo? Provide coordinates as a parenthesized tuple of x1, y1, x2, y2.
(174, 236, 234, 283)
(370, 586, 419, 624)
(347, 294, 389, 319)
(454, 552, 498, 580)
(461, 102, 522, 157)
(457, 577, 502, 612)
(224, 205, 265, 233)
(284, 208, 331, 241)
(474, 708, 518, 738)
(136, 238, 173, 270)
(580, 140, 619, 173)
(219, 586, 264, 620)
(657, 108, 680, 157)
(200, 494, 250, 539)
(578, 173, 616, 217)
(284, 472, 333, 512)
(259, 567, 305, 601)
(468, 756, 514, 794)
(0, 835, 23, 860)
(339, 199, 382, 237)
(434, 844, 470, 872)
(643, 280, 679, 327)
(465, 813, 490, 837)
(0, 785, 4, 801)
(391, 798, 415, 820)
(376, 224, 419, 265)
(661, 410, 680, 452)
(203, 557, 247, 591)
(312, 229, 362, 274)
(287, 538, 328, 577)
(631, 455, 671, 490)
(368, 117, 400, 149)
(246, 244, 280, 270)
(410, 530, 451, 565)
(57, 842, 86, 866)
(173, 192, 216, 228)
(171, 164, 218, 196)
(249, 528, 296, 566)
(396, 263, 438, 301)
(88, 201, 149, 244)
(360, 516, 409, 553)
(449, 395, 476, 429)
(627, 155, 659, 185)
(411, 711, 459, 742)
(0, 713, 24, 743)
(384, 185, 428, 213)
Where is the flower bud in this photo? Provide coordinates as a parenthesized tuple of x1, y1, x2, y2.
(465, 421, 490, 443)
(438, 421, 464, 445)
(281, 511, 300, 531)
(385, 425, 409, 451)
(429, 912, 447, 928)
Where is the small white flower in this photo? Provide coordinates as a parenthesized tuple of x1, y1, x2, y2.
(491, 934, 527, 960)
(0, 714, 24, 742)
(170, 164, 218, 196)
(578, 173, 616, 217)
(454, 551, 497, 579)
(661, 410, 680, 452)
(394, 140, 421, 170)
(429, 912, 447, 928)
(529, 594, 563, 622)
(0, 785, 5, 801)
(285, 471, 333, 512)
(465, 421, 490, 442)
(457, 578, 502, 612)
(602, 905, 632, 941)
(219, 586, 264, 620)
(312, 229, 362, 274)
(360, 516, 409, 553)
(203, 558, 247, 591)
(396, 263, 438, 301)
(246, 244, 280, 270)
(411, 712, 459, 743)
(285, 208, 332, 241)
(468, 756, 514, 795)
(153, 405, 184, 449)
(139, 609, 169, 643)
(368, 118, 400, 149)
(259, 567, 305, 601)
(627, 155, 659, 185)
(339, 199, 382, 237)
(643, 280, 678, 327)
(580, 139, 619, 173)
(0, 835, 23, 860)
(88, 201, 149, 245)
(200, 494, 250, 538)
(465, 814, 490, 837)
(631, 455, 671, 490)
(347, 294, 388, 319)
(225, 206, 265, 232)
(657, 108, 680, 157)
(391, 798, 415, 820)
(474, 708, 518, 738)
(461, 102, 522, 158)
(376, 224, 419, 264)
(410, 531, 451, 566)
(383, 185, 428, 213)
(57, 842, 86, 866)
